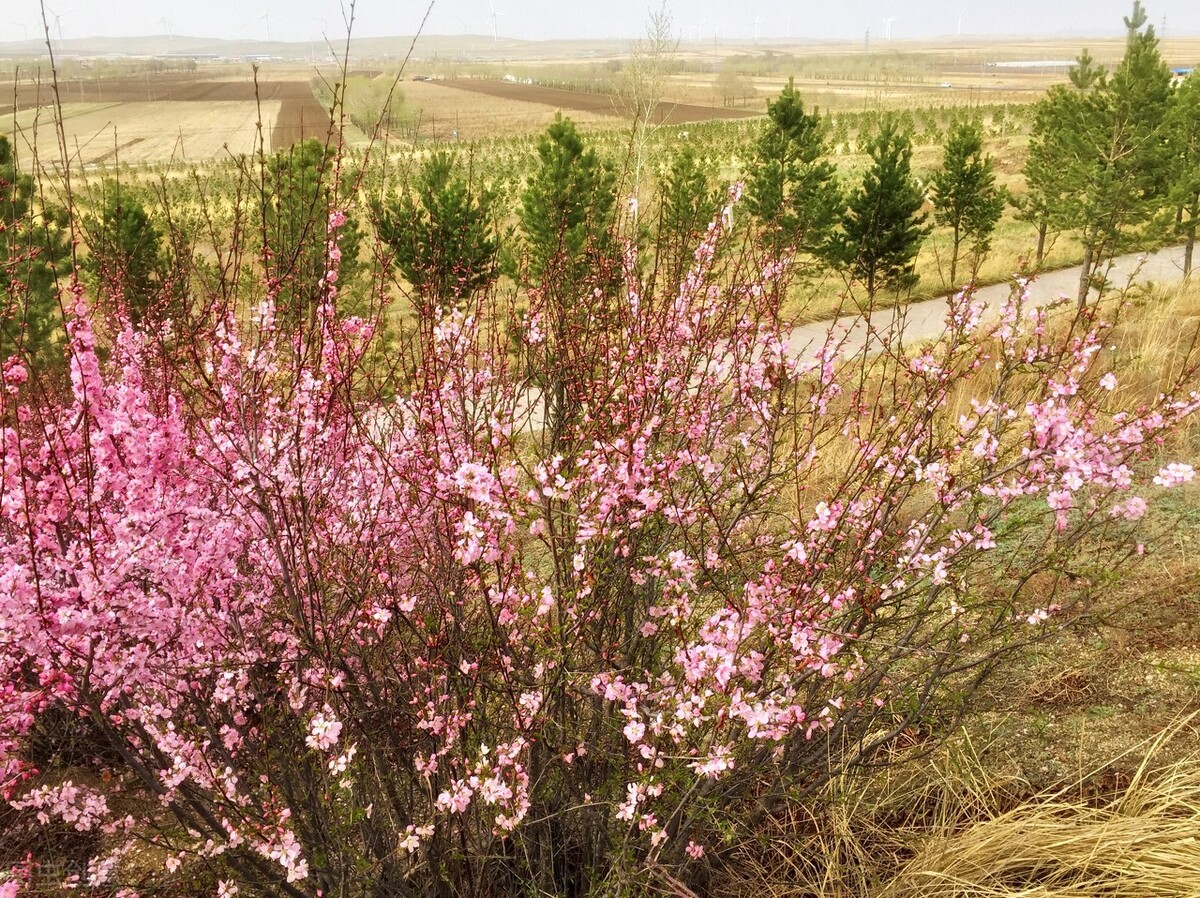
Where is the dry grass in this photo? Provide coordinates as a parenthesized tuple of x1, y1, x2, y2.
(716, 721, 1200, 898)
(0, 100, 282, 167)
(719, 278, 1200, 898)
(879, 732, 1200, 898)
(1114, 281, 1200, 414)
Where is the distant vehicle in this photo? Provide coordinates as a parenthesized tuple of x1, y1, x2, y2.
(941, 82, 953, 88)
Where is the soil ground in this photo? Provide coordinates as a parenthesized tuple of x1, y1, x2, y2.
(0, 73, 331, 163)
(437, 78, 758, 126)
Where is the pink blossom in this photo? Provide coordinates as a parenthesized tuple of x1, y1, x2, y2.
(1153, 463, 1195, 487)
(306, 708, 342, 752)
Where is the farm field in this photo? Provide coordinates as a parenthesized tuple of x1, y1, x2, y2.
(438, 78, 757, 125)
(398, 77, 620, 140)
(0, 100, 282, 167)
(9, 30, 1195, 164)
(392, 78, 756, 142)
(0, 72, 331, 165)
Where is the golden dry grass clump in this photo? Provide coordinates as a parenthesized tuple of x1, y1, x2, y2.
(879, 758, 1200, 898)
(716, 726, 1200, 898)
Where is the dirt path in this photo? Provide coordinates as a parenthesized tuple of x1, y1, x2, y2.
(787, 246, 1192, 360)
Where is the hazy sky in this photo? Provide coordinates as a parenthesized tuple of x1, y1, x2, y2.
(4, 0, 1199, 45)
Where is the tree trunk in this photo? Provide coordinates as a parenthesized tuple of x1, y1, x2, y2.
(1035, 220, 1047, 265)
(949, 226, 960, 287)
(1186, 193, 1199, 279)
(1077, 243, 1094, 307)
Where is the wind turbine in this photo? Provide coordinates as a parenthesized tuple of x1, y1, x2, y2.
(883, 16, 899, 42)
(309, 16, 327, 62)
(957, 4, 967, 36)
(260, 1, 272, 44)
(754, 15, 763, 44)
(45, 6, 74, 54)
(488, 0, 505, 42)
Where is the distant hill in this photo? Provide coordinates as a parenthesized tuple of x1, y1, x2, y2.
(0, 33, 638, 63)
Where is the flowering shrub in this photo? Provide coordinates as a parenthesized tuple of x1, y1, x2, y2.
(2, 202, 1199, 897)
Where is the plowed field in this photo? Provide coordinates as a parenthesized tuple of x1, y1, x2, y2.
(1, 74, 330, 164)
(438, 79, 757, 126)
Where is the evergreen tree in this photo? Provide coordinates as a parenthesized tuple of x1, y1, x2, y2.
(744, 78, 840, 260)
(260, 138, 363, 327)
(931, 119, 1006, 286)
(836, 117, 929, 298)
(1, 135, 70, 368)
(1021, 3, 1171, 303)
(1016, 91, 1078, 265)
(1165, 72, 1200, 276)
(515, 115, 620, 451)
(517, 114, 618, 298)
(653, 144, 724, 289)
(377, 151, 500, 311)
(83, 184, 166, 327)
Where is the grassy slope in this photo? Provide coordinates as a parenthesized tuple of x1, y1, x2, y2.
(714, 279, 1200, 898)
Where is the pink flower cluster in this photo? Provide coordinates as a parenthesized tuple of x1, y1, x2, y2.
(1, 205, 1197, 893)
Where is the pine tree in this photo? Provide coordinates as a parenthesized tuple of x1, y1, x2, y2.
(377, 151, 500, 312)
(83, 184, 166, 327)
(1165, 72, 1200, 276)
(1020, 3, 1172, 303)
(517, 114, 618, 298)
(744, 78, 840, 261)
(1, 135, 70, 368)
(932, 120, 1006, 286)
(260, 138, 363, 327)
(836, 117, 929, 298)
(653, 144, 724, 289)
(514, 115, 622, 453)
(1016, 91, 1079, 266)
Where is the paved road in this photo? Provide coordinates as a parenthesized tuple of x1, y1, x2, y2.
(505, 247, 1191, 433)
(786, 246, 1192, 360)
